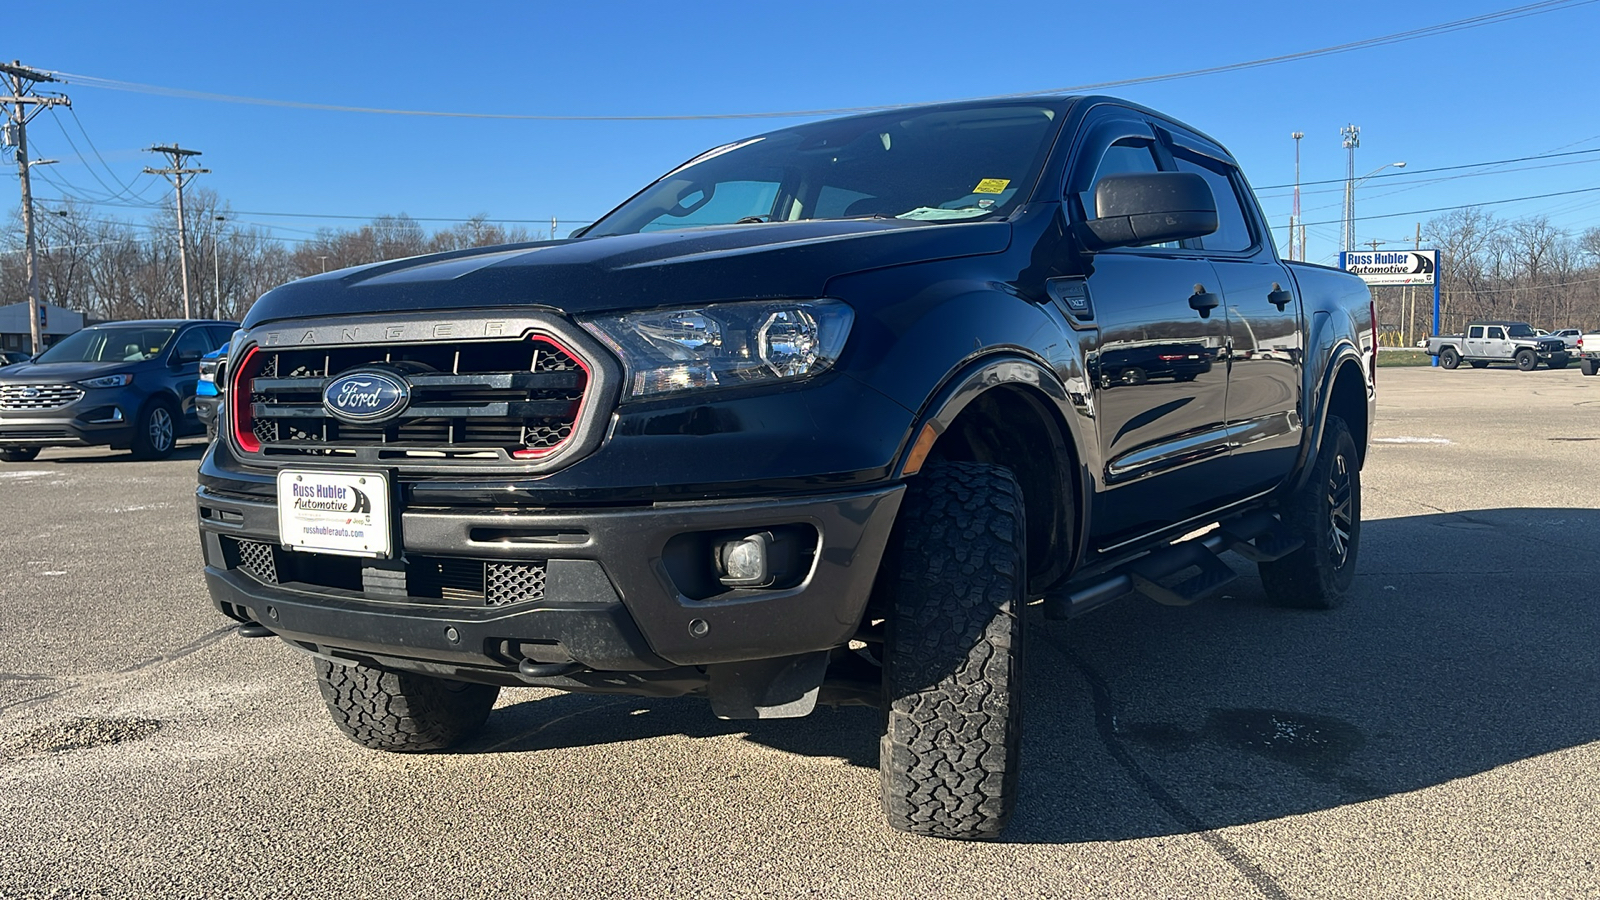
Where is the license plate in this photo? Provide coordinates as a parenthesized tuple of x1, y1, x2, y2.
(276, 470, 392, 558)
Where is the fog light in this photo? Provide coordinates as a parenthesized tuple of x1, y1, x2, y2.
(716, 532, 772, 587)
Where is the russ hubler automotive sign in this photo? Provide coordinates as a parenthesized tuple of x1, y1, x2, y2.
(1340, 250, 1438, 285)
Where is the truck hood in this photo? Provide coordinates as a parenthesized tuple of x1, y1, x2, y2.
(241, 218, 1011, 328)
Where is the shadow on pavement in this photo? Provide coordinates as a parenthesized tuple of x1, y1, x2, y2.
(471, 507, 1600, 843)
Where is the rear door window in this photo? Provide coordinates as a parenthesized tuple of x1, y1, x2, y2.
(171, 327, 215, 360)
(1173, 152, 1253, 253)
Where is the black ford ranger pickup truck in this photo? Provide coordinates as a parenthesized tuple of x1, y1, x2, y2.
(197, 96, 1375, 840)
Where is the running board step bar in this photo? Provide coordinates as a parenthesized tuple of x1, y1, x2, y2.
(1044, 511, 1302, 619)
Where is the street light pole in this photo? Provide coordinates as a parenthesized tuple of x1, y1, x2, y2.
(1290, 132, 1304, 261)
(1347, 160, 1405, 253)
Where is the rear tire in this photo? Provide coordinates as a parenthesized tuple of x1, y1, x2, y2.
(879, 460, 1026, 840)
(1581, 359, 1598, 377)
(1515, 349, 1538, 371)
(1260, 417, 1360, 610)
(1439, 348, 1461, 369)
(314, 658, 500, 752)
(0, 447, 40, 463)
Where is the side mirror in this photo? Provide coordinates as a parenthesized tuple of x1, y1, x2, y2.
(1080, 172, 1218, 250)
(173, 349, 204, 365)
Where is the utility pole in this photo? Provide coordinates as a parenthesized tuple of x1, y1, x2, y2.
(1290, 132, 1304, 262)
(144, 144, 209, 318)
(1341, 124, 1360, 253)
(1366, 239, 1383, 252)
(213, 215, 226, 319)
(0, 61, 70, 356)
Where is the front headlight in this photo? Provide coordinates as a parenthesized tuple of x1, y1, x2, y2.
(79, 373, 133, 389)
(581, 299, 853, 399)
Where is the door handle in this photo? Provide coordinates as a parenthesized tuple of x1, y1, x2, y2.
(1188, 285, 1220, 318)
(1268, 282, 1293, 310)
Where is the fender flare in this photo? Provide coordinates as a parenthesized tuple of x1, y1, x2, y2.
(1288, 341, 1369, 495)
(893, 352, 1093, 587)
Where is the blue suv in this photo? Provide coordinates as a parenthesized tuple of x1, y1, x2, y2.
(0, 319, 237, 462)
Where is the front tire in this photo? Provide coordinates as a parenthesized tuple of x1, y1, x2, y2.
(131, 401, 177, 460)
(879, 461, 1026, 840)
(1260, 417, 1361, 610)
(314, 658, 500, 752)
(1515, 349, 1538, 371)
(0, 447, 40, 463)
(1439, 348, 1461, 369)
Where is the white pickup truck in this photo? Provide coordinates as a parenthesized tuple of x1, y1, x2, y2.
(1577, 330, 1600, 376)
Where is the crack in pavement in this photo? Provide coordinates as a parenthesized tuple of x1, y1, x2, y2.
(1039, 631, 1292, 900)
(0, 625, 239, 717)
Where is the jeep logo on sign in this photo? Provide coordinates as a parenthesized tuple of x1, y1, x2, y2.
(322, 370, 411, 424)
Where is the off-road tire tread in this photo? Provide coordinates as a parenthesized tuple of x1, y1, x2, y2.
(1260, 417, 1360, 610)
(314, 658, 499, 752)
(1515, 349, 1537, 371)
(879, 460, 1025, 840)
(1440, 348, 1461, 369)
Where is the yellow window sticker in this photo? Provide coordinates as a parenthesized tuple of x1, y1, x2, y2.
(973, 178, 1011, 194)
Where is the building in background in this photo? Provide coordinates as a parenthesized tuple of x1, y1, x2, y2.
(0, 301, 86, 353)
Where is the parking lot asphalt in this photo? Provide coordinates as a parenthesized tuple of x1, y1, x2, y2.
(1, 365, 1597, 899)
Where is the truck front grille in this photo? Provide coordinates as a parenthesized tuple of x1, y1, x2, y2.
(237, 336, 589, 460)
(0, 384, 84, 411)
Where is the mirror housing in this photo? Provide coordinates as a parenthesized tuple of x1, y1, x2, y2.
(1080, 172, 1218, 250)
(172, 349, 204, 365)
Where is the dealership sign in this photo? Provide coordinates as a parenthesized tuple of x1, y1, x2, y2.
(1339, 249, 1438, 285)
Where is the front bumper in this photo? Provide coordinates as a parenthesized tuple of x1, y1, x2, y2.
(0, 406, 133, 447)
(198, 482, 904, 678)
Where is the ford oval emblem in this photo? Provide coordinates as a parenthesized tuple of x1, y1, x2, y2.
(322, 369, 411, 424)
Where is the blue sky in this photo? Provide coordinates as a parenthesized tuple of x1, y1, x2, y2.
(12, 0, 1600, 265)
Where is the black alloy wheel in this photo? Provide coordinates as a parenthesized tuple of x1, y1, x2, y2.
(1259, 416, 1361, 609)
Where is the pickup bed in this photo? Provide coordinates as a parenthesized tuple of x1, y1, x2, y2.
(196, 95, 1376, 839)
(1578, 331, 1600, 376)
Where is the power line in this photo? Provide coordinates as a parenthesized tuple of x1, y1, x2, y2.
(61, 105, 161, 202)
(1299, 184, 1600, 229)
(1254, 146, 1600, 192)
(46, 0, 1598, 122)
(27, 192, 595, 226)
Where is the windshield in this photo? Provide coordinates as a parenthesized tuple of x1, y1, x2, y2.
(1507, 324, 1537, 338)
(588, 103, 1063, 237)
(35, 326, 177, 364)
